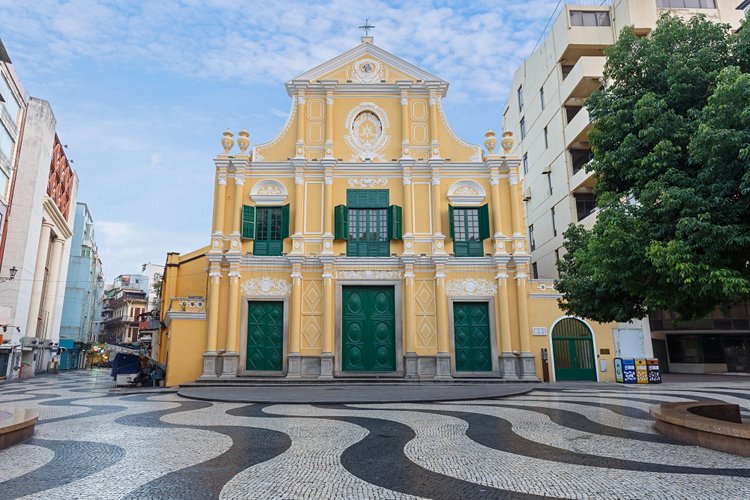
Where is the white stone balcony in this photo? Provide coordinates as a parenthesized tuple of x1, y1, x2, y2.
(560, 56, 605, 103)
(564, 107, 591, 148)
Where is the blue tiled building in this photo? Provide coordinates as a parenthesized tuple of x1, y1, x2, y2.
(59, 202, 103, 369)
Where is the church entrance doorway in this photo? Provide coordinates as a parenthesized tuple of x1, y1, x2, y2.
(341, 286, 396, 372)
(551, 318, 597, 381)
(245, 301, 284, 371)
(453, 302, 492, 372)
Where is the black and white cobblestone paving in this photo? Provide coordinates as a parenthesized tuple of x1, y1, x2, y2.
(1, 370, 749, 499)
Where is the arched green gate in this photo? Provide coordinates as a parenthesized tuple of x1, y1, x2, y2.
(551, 318, 597, 381)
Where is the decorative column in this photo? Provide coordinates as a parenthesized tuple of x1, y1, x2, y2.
(495, 259, 519, 379)
(295, 92, 306, 158)
(212, 170, 228, 235)
(324, 90, 334, 158)
(25, 221, 53, 338)
(430, 165, 446, 255)
(231, 165, 245, 237)
(40, 237, 65, 338)
(221, 259, 241, 377)
(508, 158, 537, 380)
(486, 139, 508, 256)
(428, 91, 441, 158)
(320, 259, 334, 378)
(434, 260, 451, 379)
(402, 166, 415, 255)
(287, 260, 303, 377)
(321, 162, 334, 255)
(201, 260, 222, 379)
(290, 165, 305, 255)
(403, 259, 418, 378)
(400, 91, 411, 158)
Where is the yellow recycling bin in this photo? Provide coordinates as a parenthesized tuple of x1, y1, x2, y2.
(635, 358, 649, 384)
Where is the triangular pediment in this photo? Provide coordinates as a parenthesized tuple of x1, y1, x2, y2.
(289, 40, 446, 88)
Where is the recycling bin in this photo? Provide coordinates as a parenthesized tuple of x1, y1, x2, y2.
(614, 358, 624, 383)
(622, 358, 636, 384)
(635, 358, 649, 384)
(647, 358, 662, 384)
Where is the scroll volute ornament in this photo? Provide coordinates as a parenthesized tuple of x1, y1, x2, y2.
(237, 129, 250, 154)
(484, 130, 497, 155)
(221, 129, 234, 154)
(501, 131, 514, 155)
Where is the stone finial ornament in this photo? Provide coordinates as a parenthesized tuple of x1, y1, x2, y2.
(238, 129, 250, 154)
(221, 129, 234, 154)
(501, 131, 514, 155)
(484, 130, 497, 155)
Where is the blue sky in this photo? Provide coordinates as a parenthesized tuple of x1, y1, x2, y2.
(0, 0, 560, 280)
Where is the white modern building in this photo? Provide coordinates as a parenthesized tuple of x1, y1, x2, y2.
(502, 0, 745, 368)
(0, 97, 78, 379)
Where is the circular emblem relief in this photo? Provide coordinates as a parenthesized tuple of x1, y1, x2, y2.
(344, 102, 390, 161)
(352, 58, 381, 83)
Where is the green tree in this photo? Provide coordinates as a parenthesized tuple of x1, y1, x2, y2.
(556, 13, 750, 322)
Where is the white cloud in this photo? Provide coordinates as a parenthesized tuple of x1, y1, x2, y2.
(0, 0, 560, 102)
(0, 0, 563, 279)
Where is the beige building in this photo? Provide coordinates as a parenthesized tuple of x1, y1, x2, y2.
(502, 0, 745, 364)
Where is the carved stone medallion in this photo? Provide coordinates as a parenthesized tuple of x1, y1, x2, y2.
(445, 279, 497, 296)
(241, 277, 291, 296)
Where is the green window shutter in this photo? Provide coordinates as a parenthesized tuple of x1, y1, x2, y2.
(242, 205, 255, 239)
(334, 204, 348, 240)
(388, 205, 402, 240)
(478, 204, 490, 240)
(448, 205, 455, 240)
(347, 189, 389, 208)
(281, 204, 290, 239)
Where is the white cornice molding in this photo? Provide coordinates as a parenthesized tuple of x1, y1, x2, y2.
(288, 43, 447, 93)
(42, 197, 73, 240)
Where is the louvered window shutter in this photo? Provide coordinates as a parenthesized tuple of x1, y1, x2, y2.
(478, 204, 490, 240)
(281, 204, 290, 239)
(241, 205, 255, 239)
(448, 205, 455, 239)
(388, 205, 402, 240)
(334, 204, 348, 240)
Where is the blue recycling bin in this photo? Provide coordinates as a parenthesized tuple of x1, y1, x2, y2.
(622, 358, 637, 384)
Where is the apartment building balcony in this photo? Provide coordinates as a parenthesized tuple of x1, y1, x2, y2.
(570, 162, 596, 193)
(578, 207, 598, 230)
(556, 7, 614, 64)
(560, 56, 605, 103)
(564, 106, 591, 148)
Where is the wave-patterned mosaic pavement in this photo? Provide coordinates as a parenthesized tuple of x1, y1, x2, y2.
(1, 371, 749, 499)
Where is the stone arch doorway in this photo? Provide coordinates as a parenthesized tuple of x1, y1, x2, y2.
(551, 318, 597, 381)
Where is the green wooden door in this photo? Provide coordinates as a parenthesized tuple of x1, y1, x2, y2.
(342, 286, 396, 372)
(552, 318, 597, 381)
(246, 301, 284, 371)
(454, 302, 492, 372)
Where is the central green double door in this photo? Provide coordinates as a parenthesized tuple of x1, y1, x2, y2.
(342, 286, 396, 372)
(454, 302, 492, 372)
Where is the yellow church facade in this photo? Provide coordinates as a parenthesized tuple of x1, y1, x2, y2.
(158, 38, 618, 386)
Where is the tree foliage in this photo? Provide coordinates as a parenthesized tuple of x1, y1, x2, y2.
(556, 13, 750, 322)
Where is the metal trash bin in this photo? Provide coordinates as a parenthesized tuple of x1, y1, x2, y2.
(647, 358, 662, 384)
(635, 358, 649, 384)
(622, 358, 637, 384)
(614, 358, 624, 383)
